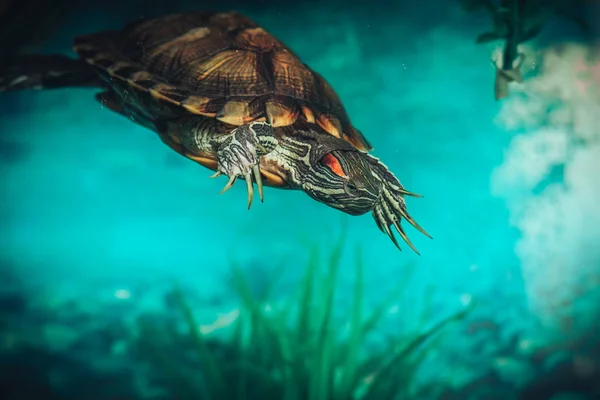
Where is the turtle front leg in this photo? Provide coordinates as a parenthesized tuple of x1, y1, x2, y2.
(169, 117, 278, 209)
(211, 122, 278, 209)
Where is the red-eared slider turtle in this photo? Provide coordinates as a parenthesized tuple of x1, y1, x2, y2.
(0, 11, 431, 253)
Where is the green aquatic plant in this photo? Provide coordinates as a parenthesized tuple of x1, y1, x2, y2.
(138, 237, 472, 400)
(459, 0, 592, 100)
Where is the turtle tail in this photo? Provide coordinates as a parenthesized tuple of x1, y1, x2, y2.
(0, 54, 100, 92)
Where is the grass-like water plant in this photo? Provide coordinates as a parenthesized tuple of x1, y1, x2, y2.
(137, 235, 472, 400)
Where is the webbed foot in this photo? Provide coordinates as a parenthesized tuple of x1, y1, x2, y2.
(212, 122, 277, 209)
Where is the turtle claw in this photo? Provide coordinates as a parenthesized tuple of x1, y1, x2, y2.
(218, 167, 262, 210)
(219, 175, 237, 194)
(367, 154, 432, 254)
(372, 191, 430, 255)
(245, 174, 254, 209)
(253, 164, 264, 203)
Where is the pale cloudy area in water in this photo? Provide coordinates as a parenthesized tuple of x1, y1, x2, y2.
(492, 41, 600, 330)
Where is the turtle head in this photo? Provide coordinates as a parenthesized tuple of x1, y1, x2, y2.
(303, 149, 382, 215)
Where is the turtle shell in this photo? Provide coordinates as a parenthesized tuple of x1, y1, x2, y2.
(72, 11, 372, 151)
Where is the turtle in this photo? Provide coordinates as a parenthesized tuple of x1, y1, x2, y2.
(0, 11, 431, 253)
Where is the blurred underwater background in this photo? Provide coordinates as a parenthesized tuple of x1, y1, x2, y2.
(0, 0, 599, 398)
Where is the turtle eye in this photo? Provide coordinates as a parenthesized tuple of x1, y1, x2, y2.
(321, 153, 347, 178)
(345, 181, 358, 196)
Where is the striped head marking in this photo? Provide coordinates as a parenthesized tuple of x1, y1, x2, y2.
(303, 150, 381, 215)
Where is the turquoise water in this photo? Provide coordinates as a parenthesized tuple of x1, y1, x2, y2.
(0, 1, 598, 398)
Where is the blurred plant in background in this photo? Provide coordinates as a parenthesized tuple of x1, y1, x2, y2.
(457, 0, 593, 100)
(135, 235, 472, 400)
(0, 228, 598, 400)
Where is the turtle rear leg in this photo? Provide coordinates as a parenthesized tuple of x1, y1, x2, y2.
(0, 54, 100, 92)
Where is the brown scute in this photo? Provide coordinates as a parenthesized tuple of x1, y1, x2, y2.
(265, 97, 300, 127)
(129, 71, 153, 81)
(316, 113, 342, 139)
(181, 95, 214, 115)
(271, 50, 316, 102)
(71, 11, 373, 151)
(107, 61, 138, 76)
(344, 125, 372, 152)
(117, 12, 255, 61)
(216, 101, 248, 125)
(301, 105, 315, 123)
(130, 79, 156, 91)
(146, 27, 211, 58)
(233, 27, 282, 52)
(310, 69, 349, 117)
(126, 70, 154, 89)
(149, 83, 180, 103)
(182, 96, 231, 118)
(216, 98, 263, 125)
(146, 82, 192, 105)
(189, 50, 266, 96)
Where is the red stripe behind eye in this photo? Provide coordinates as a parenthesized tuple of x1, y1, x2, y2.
(322, 153, 346, 177)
